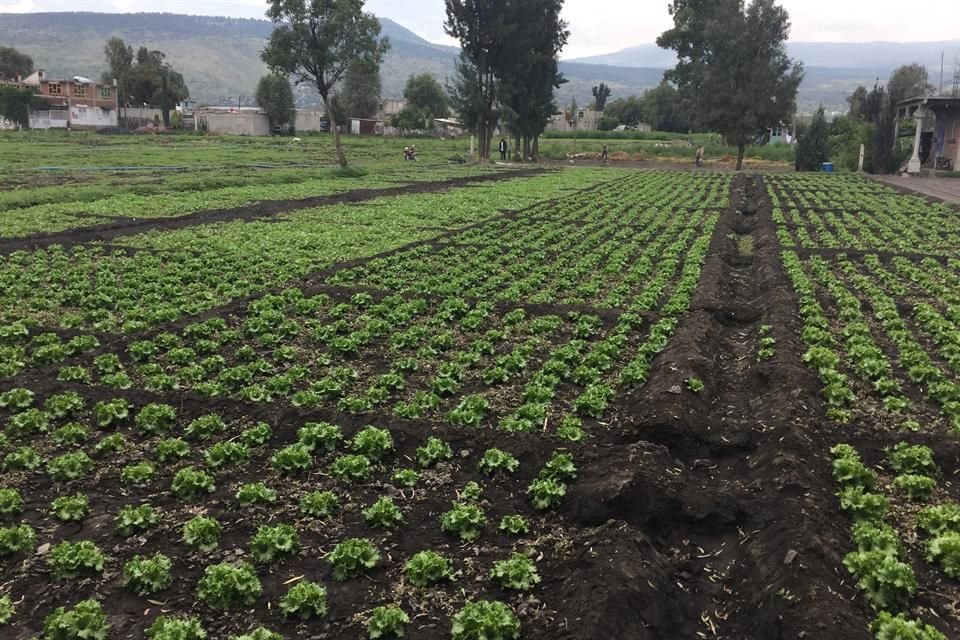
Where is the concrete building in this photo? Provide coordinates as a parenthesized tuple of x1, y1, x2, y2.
(546, 108, 605, 132)
(0, 69, 119, 129)
(192, 107, 330, 135)
(898, 96, 960, 173)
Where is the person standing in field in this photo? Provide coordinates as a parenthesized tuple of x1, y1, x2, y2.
(695, 145, 704, 167)
(600, 144, 609, 164)
(499, 138, 508, 161)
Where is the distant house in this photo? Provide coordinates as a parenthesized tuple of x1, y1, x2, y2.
(0, 69, 119, 130)
(898, 96, 960, 173)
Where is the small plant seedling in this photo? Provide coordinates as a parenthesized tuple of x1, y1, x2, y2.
(391, 468, 420, 488)
(329, 454, 372, 483)
(299, 491, 339, 518)
(527, 478, 566, 510)
(404, 550, 453, 587)
(367, 605, 410, 639)
(499, 515, 530, 536)
(236, 482, 278, 506)
(490, 553, 541, 591)
(270, 443, 314, 475)
(362, 497, 404, 529)
(450, 600, 521, 640)
(685, 377, 705, 393)
(350, 425, 394, 461)
(146, 615, 206, 640)
(327, 538, 380, 580)
(478, 448, 519, 475)
(195, 561, 262, 610)
(171, 467, 216, 499)
(0, 488, 23, 516)
(51, 493, 90, 522)
(116, 504, 158, 536)
(49, 540, 106, 579)
(230, 628, 284, 640)
(279, 580, 328, 619)
(416, 436, 453, 468)
(124, 553, 173, 595)
(441, 503, 487, 541)
(183, 515, 222, 552)
(249, 523, 299, 564)
(0, 523, 35, 556)
(43, 599, 110, 640)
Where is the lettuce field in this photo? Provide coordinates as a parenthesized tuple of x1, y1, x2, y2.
(1, 134, 960, 640)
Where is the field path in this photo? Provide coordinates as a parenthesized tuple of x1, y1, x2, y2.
(872, 175, 960, 205)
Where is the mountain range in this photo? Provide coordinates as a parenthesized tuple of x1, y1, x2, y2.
(2, 12, 958, 114)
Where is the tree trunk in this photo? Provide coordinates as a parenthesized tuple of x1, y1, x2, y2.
(513, 134, 521, 161)
(532, 135, 540, 161)
(324, 95, 348, 167)
(736, 144, 745, 171)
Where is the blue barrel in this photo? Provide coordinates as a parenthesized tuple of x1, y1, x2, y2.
(822, 162, 834, 173)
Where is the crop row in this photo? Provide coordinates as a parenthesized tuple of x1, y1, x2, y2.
(0, 384, 575, 637)
(831, 441, 955, 639)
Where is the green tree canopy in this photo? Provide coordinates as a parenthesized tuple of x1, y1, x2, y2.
(262, 0, 389, 167)
(795, 106, 830, 170)
(658, 0, 803, 169)
(0, 87, 36, 128)
(887, 63, 932, 106)
(337, 59, 382, 119)
(101, 38, 188, 126)
(403, 74, 448, 120)
(0, 46, 34, 80)
(256, 74, 296, 131)
(591, 83, 611, 110)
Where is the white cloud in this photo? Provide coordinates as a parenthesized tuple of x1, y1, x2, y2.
(3, 0, 959, 59)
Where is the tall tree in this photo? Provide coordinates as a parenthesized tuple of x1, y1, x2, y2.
(336, 59, 383, 119)
(101, 38, 188, 125)
(445, 0, 524, 159)
(795, 106, 829, 170)
(499, 0, 568, 160)
(256, 74, 296, 131)
(0, 46, 34, 80)
(0, 86, 35, 128)
(604, 96, 646, 128)
(403, 74, 448, 120)
(592, 82, 611, 110)
(847, 85, 868, 120)
(642, 80, 689, 132)
(262, 0, 389, 167)
(887, 63, 932, 106)
(658, 0, 803, 170)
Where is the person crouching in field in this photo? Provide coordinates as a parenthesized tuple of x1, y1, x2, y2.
(695, 145, 704, 167)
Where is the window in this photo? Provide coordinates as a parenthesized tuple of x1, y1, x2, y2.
(47, 82, 61, 96)
(100, 86, 111, 99)
(73, 84, 87, 98)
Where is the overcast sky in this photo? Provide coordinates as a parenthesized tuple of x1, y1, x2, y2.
(2, 0, 959, 58)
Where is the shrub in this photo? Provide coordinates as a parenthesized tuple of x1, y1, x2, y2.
(171, 467, 216, 499)
(499, 515, 530, 536)
(450, 600, 520, 640)
(146, 615, 206, 640)
(327, 537, 380, 580)
(478, 448, 519, 475)
(249, 523, 299, 564)
(195, 561, 262, 610)
(415, 436, 453, 468)
(279, 580, 328, 619)
(404, 550, 453, 587)
(350, 425, 394, 461)
(116, 504, 158, 536)
(0, 522, 35, 556)
(363, 497, 404, 529)
(183, 515, 222, 552)
(490, 552, 541, 591)
(440, 503, 486, 541)
(527, 478, 566, 510)
(367, 605, 410, 639)
(51, 493, 90, 522)
(43, 599, 110, 640)
(124, 553, 173, 595)
(49, 540, 106, 579)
